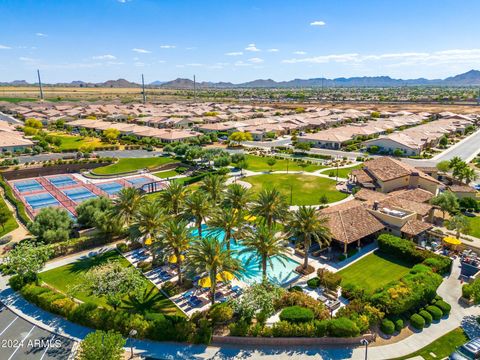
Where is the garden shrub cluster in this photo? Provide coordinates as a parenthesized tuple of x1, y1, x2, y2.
(462, 277, 480, 304)
(377, 234, 452, 274)
(0, 176, 30, 225)
(279, 306, 314, 324)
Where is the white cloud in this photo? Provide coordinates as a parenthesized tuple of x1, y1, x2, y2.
(234, 60, 252, 67)
(185, 63, 203, 67)
(92, 54, 117, 60)
(134, 62, 145, 67)
(19, 57, 36, 62)
(0, 45, 11, 50)
(132, 48, 151, 53)
(225, 51, 243, 56)
(267, 48, 279, 52)
(310, 20, 326, 26)
(248, 57, 264, 63)
(35, 32, 47, 37)
(293, 51, 307, 55)
(245, 43, 260, 52)
(160, 45, 176, 49)
(117, 0, 131, 3)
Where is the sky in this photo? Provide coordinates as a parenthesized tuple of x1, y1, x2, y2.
(1, 0, 480, 83)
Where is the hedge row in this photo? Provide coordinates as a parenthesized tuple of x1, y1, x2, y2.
(377, 234, 452, 274)
(45, 236, 119, 259)
(0, 175, 31, 225)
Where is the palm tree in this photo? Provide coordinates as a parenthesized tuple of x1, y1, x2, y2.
(240, 224, 290, 283)
(430, 191, 459, 220)
(200, 174, 227, 205)
(287, 206, 331, 271)
(446, 214, 470, 239)
(208, 207, 245, 251)
(251, 188, 289, 229)
(461, 167, 478, 184)
(159, 219, 191, 285)
(130, 199, 164, 261)
(184, 190, 212, 238)
(223, 183, 252, 212)
(188, 236, 242, 305)
(113, 187, 144, 226)
(158, 181, 189, 217)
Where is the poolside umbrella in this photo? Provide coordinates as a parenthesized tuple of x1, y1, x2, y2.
(144, 237, 153, 246)
(168, 254, 185, 264)
(217, 271, 234, 282)
(244, 214, 257, 222)
(198, 276, 212, 288)
(443, 236, 461, 246)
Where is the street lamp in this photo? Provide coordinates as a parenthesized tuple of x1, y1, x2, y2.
(129, 329, 137, 359)
(360, 338, 369, 360)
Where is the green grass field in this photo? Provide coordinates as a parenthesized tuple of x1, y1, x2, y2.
(320, 163, 363, 179)
(40, 250, 183, 316)
(152, 169, 180, 178)
(244, 155, 324, 172)
(243, 173, 348, 205)
(467, 216, 480, 238)
(50, 133, 109, 151)
(0, 97, 37, 103)
(338, 251, 413, 293)
(393, 328, 468, 360)
(92, 157, 177, 175)
(0, 196, 18, 238)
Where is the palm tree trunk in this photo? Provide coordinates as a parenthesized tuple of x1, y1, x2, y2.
(262, 256, 267, 283)
(197, 220, 202, 238)
(225, 231, 231, 251)
(176, 250, 183, 285)
(210, 273, 216, 305)
(303, 235, 310, 269)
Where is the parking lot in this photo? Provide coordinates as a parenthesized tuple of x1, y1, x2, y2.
(0, 305, 75, 360)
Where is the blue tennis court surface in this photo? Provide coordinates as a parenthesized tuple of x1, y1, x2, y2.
(14, 179, 44, 193)
(63, 187, 97, 203)
(48, 175, 78, 187)
(25, 192, 59, 209)
(97, 181, 124, 195)
(127, 176, 151, 185)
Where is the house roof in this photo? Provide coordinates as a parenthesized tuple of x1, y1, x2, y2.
(449, 184, 477, 193)
(401, 219, 433, 236)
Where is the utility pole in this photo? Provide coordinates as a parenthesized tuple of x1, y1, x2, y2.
(141, 74, 146, 104)
(193, 74, 197, 103)
(37, 69, 44, 100)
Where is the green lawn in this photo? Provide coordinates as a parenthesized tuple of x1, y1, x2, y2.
(392, 328, 468, 360)
(338, 251, 413, 293)
(244, 155, 324, 172)
(0, 196, 18, 238)
(320, 163, 363, 179)
(92, 157, 177, 175)
(152, 169, 180, 178)
(50, 133, 109, 151)
(243, 173, 348, 205)
(40, 250, 183, 316)
(467, 216, 480, 238)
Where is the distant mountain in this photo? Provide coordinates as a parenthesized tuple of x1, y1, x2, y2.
(2, 70, 480, 88)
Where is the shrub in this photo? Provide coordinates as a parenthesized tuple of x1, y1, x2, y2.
(317, 269, 342, 291)
(419, 310, 432, 326)
(50, 297, 76, 317)
(192, 319, 212, 345)
(381, 319, 395, 335)
(288, 286, 303, 293)
(229, 320, 250, 336)
(116, 242, 128, 253)
(341, 283, 366, 300)
(462, 278, 480, 304)
(9, 273, 36, 291)
(435, 300, 451, 315)
(394, 318, 404, 332)
(137, 261, 152, 273)
(426, 305, 442, 321)
(410, 313, 425, 330)
(328, 317, 360, 337)
(279, 306, 314, 324)
(314, 320, 329, 337)
(271, 320, 316, 337)
(275, 291, 329, 320)
(307, 277, 320, 289)
(208, 303, 233, 324)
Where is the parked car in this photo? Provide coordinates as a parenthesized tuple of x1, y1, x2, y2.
(450, 338, 480, 359)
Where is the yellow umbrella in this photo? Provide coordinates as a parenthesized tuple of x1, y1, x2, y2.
(144, 237, 153, 246)
(198, 276, 212, 288)
(443, 236, 461, 245)
(217, 271, 235, 282)
(244, 214, 257, 222)
(168, 254, 185, 264)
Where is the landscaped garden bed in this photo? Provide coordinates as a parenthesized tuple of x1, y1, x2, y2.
(91, 157, 177, 175)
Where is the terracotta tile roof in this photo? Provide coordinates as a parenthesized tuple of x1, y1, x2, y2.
(388, 188, 434, 203)
(321, 200, 385, 244)
(400, 219, 433, 236)
(449, 184, 477, 193)
(378, 197, 432, 217)
(354, 189, 388, 202)
(351, 169, 375, 184)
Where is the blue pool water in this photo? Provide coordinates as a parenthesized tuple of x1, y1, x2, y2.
(14, 179, 44, 193)
(63, 187, 97, 203)
(97, 182, 124, 195)
(192, 227, 300, 286)
(48, 175, 77, 188)
(25, 192, 59, 209)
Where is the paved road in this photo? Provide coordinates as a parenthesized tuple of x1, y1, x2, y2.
(0, 305, 75, 360)
(433, 128, 480, 163)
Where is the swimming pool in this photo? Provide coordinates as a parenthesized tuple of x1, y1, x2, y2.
(14, 179, 44, 193)
(48, 175, 78, 188)
(96, 182, 124, 195)
(63, 187, 97, 203)
(25, 192, 59, 210)
(193, 227, 300, 286)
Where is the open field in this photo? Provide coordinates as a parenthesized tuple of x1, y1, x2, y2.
(40, 250, 183, 316)
(50, 133, 110, 151)
(244, 154, 325, 172)
(92, 156, 177, 175)
(320, 163, 363, 179)
(152, 169, 180, 178)
(338, 251, 413, 293)
(243, 173, 347, 205)
(0, 196, 18, 238)
(466, 216, 480, 238)
(393, 328, 468, 360)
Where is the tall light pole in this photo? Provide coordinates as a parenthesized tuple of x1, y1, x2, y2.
(360, 339, 369, 360)
(141, 74, 146, 104)
(37, 69, 44, 100)
(193, 74, 197, 103)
